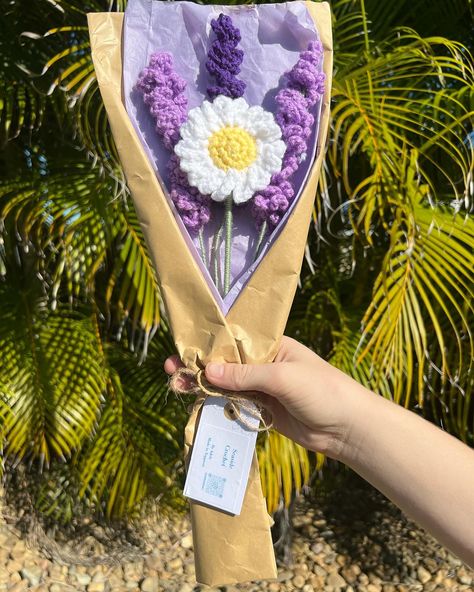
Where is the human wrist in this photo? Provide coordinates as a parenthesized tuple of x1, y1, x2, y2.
(324, 368, 379, 464)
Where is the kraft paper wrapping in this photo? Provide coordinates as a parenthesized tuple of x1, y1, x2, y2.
(88, 3, 332, 585)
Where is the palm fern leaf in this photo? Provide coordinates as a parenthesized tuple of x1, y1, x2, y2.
(0, 294, 106, 469)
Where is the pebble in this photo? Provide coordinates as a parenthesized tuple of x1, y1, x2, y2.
(0, 479, 473, 592)
(141, 576, 159, 592)
(167, 557, 183, 572)
(144, 554, 162, 571)
(277, 570, 293, 582)
(310, 542, 324, 554)
(7, 560, 23, 573)
(341, 565, 359, 584)
(417, 565, 432, 583)
(292, 574, 306, 588)
(180, 533, 193, 549)
(20, 566, 43, 586)
(87, 582, 106, 592)
(7, 583, 28, 592)
(75, 573, 92, 585)
(9, 572, 21, 584)
(326, 571, 346, 589)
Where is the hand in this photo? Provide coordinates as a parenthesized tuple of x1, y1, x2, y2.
(166, 338, 474, 568)
(164, 336, 368, 458)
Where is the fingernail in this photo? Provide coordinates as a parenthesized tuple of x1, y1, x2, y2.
(206, 363, 224, 378)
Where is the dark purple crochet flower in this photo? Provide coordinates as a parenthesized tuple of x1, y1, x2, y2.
(168, 155, 211, 232)
(206, 14, 246, 100)
(136, 52, 188, 150)
(252, 41, 326, 229)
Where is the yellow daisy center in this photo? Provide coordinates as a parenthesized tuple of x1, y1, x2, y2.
(208, 126, 257, 171)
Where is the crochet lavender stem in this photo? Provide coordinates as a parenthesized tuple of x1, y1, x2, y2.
(136, 52, 211, 232)
(252, 41, 326, 229)
(206, 13, 246, 100)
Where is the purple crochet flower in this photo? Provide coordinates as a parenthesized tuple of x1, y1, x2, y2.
(252, 41, 325, 229)
(206, 14, 246, 100)
(136, 52, 188, 150)
(136, 52, 211, 232)
(168, 155, 211, 232)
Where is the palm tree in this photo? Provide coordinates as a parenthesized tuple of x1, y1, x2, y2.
(1, 0, 473, 528)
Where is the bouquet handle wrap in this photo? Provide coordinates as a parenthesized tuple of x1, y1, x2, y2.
(88, 3, 332, 585)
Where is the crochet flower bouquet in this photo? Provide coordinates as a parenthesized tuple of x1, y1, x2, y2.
(88, 0, 332, 585)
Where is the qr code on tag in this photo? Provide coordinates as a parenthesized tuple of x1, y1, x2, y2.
(203, 472, 226, 498)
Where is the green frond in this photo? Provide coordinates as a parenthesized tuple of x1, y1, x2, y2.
(1, 0, 473, 519)
(77, 331, 183, 517)
(357, 153, 474, 406)
(17, 0, 123, 168)
(0, 294, 106, 468)
(106, 207, 161, 343)
(0, 82, 44, 145)
(258, 431, 312, 514)
(0, 159, 112, 298)
(0, 157, 159, 342)
(331, 26, 473, 240)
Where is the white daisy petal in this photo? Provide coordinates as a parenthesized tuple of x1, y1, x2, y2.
(230, 175, 247, 203)
(219, 169, 240, 198)
(210, 190, 227, 202)
(260, 140, 287, 171)
(195, 165, 224, 195)
(211, 95, 233, 117)
(254, 121, 282, 141)
(201, 101, 224, 131)
(233, 182, 252, 204)
(174, 96, 285, 204)
(180, 121, 209, 142)
(245, 163, 272, 193)
(244, 107, 273, 127)
(186, 107, 207, 129)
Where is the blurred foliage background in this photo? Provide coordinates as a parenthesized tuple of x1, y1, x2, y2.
(0, 0, 473, 524)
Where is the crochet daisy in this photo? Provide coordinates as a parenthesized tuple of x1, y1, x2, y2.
(175, 95, 286, 204)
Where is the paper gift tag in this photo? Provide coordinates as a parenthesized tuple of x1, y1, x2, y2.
(183, 396, 259, 515)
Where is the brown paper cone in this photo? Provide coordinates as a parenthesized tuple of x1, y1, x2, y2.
(88, 3, 332, 585)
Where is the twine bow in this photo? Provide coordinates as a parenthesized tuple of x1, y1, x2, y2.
(169, 367, 272, 433)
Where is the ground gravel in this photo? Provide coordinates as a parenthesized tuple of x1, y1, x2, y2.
(0, 472, 472, 591)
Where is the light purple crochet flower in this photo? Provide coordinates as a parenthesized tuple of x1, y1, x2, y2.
(136, 52, 211, 232)
(136, 52, 188, 150)
(206, 14, 246, 100)
(252, 41, 325, 229)
(168, 155, 211, 232)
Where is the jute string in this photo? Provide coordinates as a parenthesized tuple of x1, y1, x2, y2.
(169, 367, 272, 432)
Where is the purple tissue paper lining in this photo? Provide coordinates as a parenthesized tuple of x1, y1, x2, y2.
(123, 0, 323, 315)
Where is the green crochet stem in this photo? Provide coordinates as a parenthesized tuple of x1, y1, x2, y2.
(212, 225, 223, 292)
(223, 194, 233, 295)
(254, 221, 268, 262)
(198, 228, 208, 268)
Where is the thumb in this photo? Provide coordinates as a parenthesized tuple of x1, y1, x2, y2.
(205, 362, 277, 395)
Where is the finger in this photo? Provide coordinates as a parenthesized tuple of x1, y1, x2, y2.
(205, 361, 282, 396)
(164, 355, 184, 375)
(275, 335, 315, 363)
